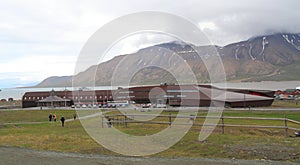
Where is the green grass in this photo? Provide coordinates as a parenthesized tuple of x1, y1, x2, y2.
(272, 100, 300, 108)
(0, 100, 22, 108)
(0, 110, 76, 123)
(246, 61, 300, 81)
(0, 109, 300, 162)
(266, 61, 300, 81)
(0, 114, 113, 154)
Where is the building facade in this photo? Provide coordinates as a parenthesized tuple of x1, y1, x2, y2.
(22, 84, 275, 108)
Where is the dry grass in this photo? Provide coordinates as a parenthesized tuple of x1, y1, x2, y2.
(0, 109, 300, 162)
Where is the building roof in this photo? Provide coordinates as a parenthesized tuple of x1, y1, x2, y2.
(196, 86, 273, 102)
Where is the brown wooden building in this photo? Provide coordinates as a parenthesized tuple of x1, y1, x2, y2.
(22, 85, 275, 108)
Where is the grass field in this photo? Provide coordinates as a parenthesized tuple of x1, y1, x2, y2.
(272, 100, 300, 108)
(0, 109, 300, 162)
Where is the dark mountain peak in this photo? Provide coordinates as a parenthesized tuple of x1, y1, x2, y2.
(141, 40, 193, 51)
(155, 40, 192, 47)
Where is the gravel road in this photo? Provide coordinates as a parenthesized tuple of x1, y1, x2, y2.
(0, 146, 298, 165)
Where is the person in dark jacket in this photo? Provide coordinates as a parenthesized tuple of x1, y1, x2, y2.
(60, 116, 65, 127)
(49, 113, 53, 122)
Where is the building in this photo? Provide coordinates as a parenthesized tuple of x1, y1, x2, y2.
(275, 89, 300, 100)
(22, 89, 73, 108)
(22, 84, 275, 108)
(119, 84, 274, 107)
(22, 89, 113, 108)
(37, 90, 71, 107)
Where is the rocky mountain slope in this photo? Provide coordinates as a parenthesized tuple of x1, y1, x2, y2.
(35, 33, 300, 87)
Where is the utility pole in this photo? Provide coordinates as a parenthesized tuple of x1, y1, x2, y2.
(244, 90, 246, 109)
(64, 87, 67, 107)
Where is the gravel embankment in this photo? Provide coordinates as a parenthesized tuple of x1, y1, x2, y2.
(0, 146, 298, 165)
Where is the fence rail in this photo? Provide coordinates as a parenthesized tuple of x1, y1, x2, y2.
(101, 113, 300, 137)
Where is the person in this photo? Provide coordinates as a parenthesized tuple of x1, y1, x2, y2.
(49, 113, 53, 122)
(53, 113, 57, 122)
(73, 113, 77, 120)
(107, 118, 112, 128)
(60, 116, 65, 127)
(189, 114, 196, 122)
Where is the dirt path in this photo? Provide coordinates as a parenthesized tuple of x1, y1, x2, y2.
(0, 146, 297, 165)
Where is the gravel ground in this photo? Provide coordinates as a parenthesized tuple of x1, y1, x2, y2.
(0, 146, 299, 165)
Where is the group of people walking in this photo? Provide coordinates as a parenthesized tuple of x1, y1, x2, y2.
(49, 113, 76, 127)
(48, 113, 57, 122)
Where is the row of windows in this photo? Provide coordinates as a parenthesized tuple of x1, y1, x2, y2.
(74, 95, 112, 100)
(167, 90, 198, 93)
(23, 96, 45, 100)
(23, 95, 113, 100)
(23, 93, 190, 101)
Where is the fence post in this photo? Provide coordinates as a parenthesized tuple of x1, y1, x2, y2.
(117, 115, 119, 127)
(169, 113, 172, 127)
(221, 113, 225, 134)
(101, 115, 104, 128)
(284, 113, 288, 137)
(125, 113, 127, 127)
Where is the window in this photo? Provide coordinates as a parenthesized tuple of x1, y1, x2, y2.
(119, 91, 133, 94)
(163, 95, 174, 98)
(167, 90, 198, 93)
(177, 95, 186, 98)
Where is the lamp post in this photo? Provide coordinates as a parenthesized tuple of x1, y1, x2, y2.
(244, 90, 246, 109)
(64, 87, 67, 107)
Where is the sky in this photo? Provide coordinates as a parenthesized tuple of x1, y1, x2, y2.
(0, 0, 299, 88)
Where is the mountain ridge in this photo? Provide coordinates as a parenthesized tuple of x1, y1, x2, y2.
(34, 32, 300, 88)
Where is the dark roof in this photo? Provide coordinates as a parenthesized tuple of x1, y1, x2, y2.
(196, 86, 273, 102)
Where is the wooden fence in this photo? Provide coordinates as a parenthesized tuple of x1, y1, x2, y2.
(101, 113, 300, 137)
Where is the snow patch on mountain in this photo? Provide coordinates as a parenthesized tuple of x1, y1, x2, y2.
(248, 44, 256, 60)
(260, 37, 269, 61)
(234, 47, 240, 60)
(282, 34, 300, 51)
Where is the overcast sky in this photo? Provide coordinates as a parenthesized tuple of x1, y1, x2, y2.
(0, 0, 299, 88)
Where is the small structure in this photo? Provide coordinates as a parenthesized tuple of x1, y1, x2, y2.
(37, 90, 70, 108)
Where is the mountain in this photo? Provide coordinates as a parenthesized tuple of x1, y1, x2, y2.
(35, 32, 300, 87)
(35, 76, 72, 88)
